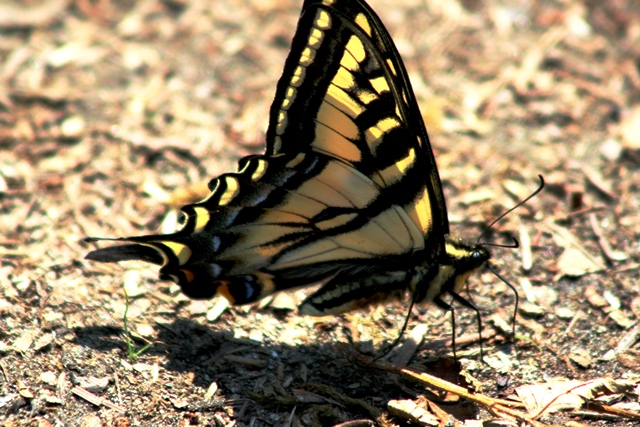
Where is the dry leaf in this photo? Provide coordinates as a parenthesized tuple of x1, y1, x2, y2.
(388, 397, 441, 426)
(11, 330, 35, 353)
(516, 378, 636, 417)
(557, 247, 602, 277)
(547, 221, 605, 278)
(620, 105, 640, 150)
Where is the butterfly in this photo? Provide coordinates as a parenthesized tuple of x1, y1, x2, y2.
(86, 0, 489, 320)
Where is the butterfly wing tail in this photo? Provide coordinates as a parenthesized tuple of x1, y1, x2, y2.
(84, 237, 271, 302)
(85, 239, 165, 265)
(85, 236, 219, 299)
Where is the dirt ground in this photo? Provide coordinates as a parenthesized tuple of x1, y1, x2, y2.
(2, 0, 640, 426)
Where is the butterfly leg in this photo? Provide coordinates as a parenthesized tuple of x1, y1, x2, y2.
(433, 296, 458, 360)
(447, 291, 485, 362)
(374, 291, 420, 360)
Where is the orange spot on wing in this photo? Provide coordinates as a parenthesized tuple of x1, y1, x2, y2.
(181, 269, 195, 283)
(214, 281, 236, 303)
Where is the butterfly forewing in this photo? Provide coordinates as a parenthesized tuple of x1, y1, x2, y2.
(268, 0, 448, 244)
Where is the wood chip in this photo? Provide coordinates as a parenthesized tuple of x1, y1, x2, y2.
(620, 105, 640, 150)
(589, 213, 629, 262)
(40, 371, 57, 386)
(12, 330, 35, 353)
(519, 302, 545, 317)
(206, 296, 230, 322)
(584, 287, 608, 309)
(615, 325, 640, 353)
(0, 393, 27, 413)
(17, 380, 34, 399)
(582, 165, 615, 199)
(291, 388, 326, 404)
(547, 220, 606, 278)
(204, 381, 218, 400)
(519, 224, 533, 272)
(0, 0, 70, 29)
(70, 374, 110, 393)
(555, 307, 576, 320)
(79, 415, 102, 427)
(609, 310, 635, 329)
(224, 355, 267, 368)
(71, 387, 125, 413)
(33, 332, 55, 351)
(388, 397, 441, 426)
(570, 349, 593, 369)
(390, 323, 428, 366)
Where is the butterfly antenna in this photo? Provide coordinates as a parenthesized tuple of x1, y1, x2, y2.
(477, 174, 545, 245)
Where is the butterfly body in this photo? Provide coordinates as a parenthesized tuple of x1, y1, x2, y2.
(86, 0, 489, 319)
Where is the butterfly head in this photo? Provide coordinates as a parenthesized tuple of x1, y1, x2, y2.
(444, 237, 490, 273)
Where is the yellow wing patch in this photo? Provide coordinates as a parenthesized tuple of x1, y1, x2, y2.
(343, 36, 366, 70)
(218, 176, 239, 206)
